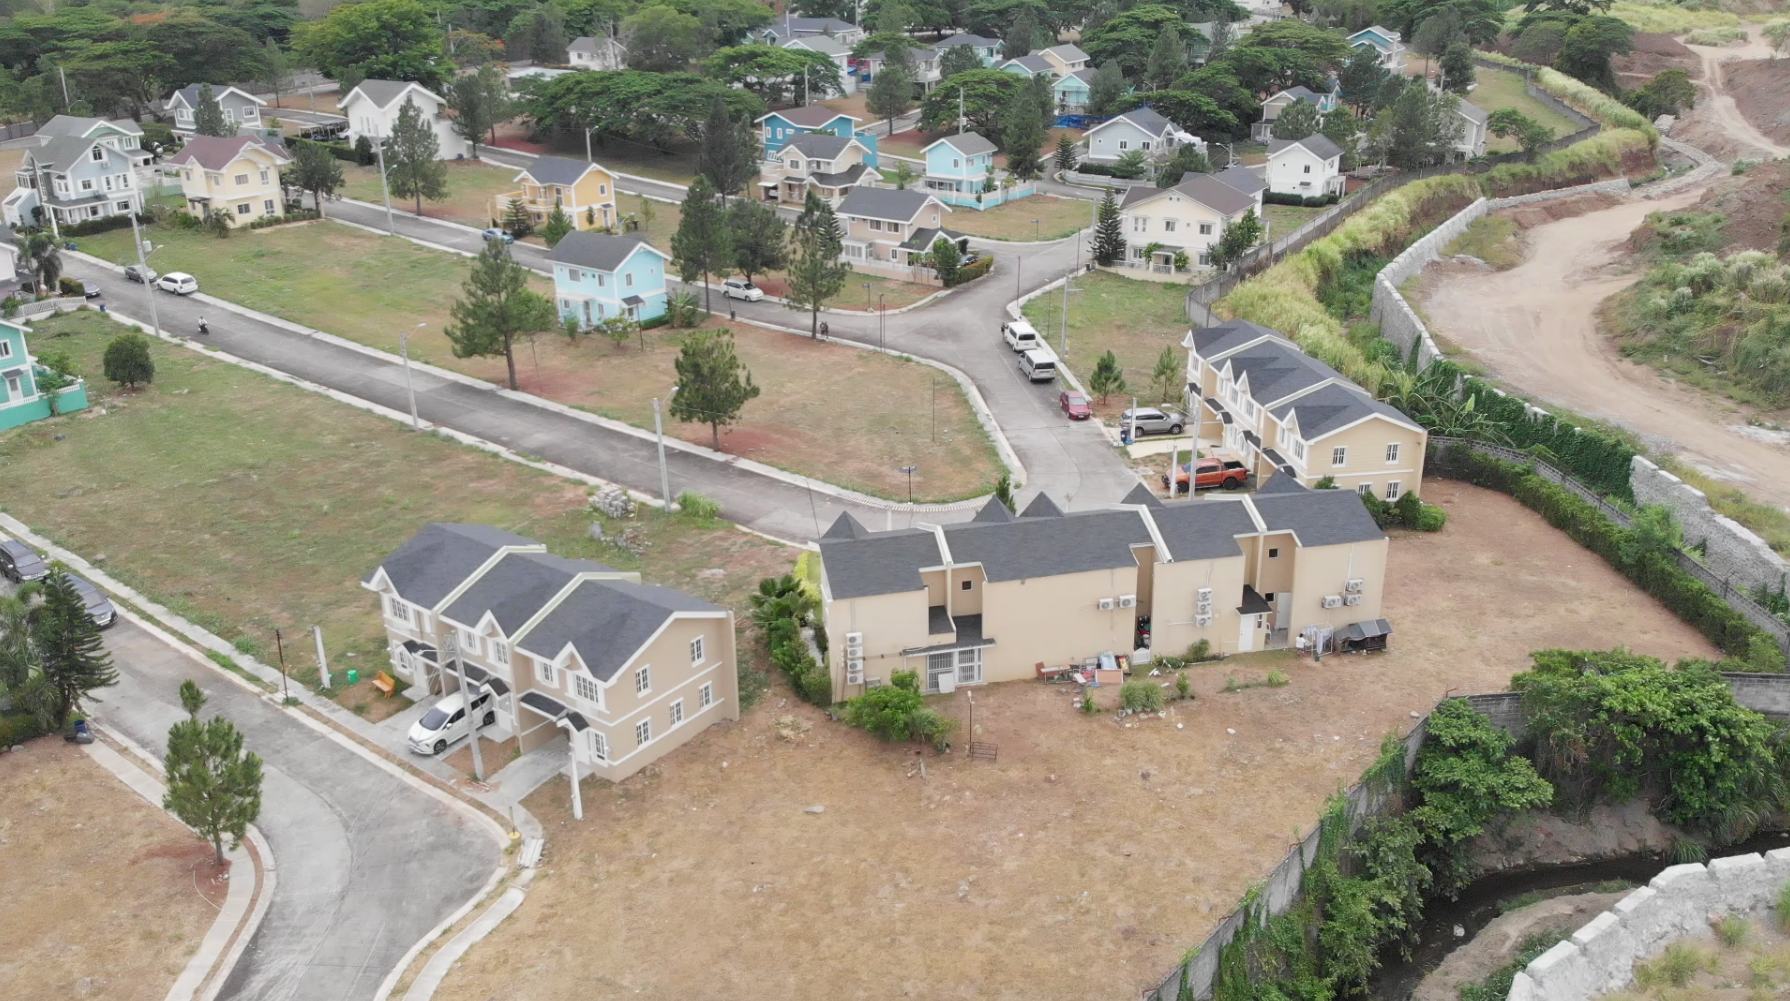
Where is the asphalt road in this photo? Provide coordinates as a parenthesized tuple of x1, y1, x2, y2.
(11, 592, 497, 1001)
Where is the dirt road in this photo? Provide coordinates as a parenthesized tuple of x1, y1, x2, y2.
(1683, 31, 1790, 160)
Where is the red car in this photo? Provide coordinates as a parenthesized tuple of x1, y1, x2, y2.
(1059, 390, 1092, 420)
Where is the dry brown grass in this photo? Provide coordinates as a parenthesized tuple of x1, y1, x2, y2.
(434, 482, 1716, 1001)
(0, 739, 217, 1001)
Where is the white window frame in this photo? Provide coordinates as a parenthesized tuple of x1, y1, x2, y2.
(574, 672, 600, 704)
(669, 699, 684, 726)
(459, 628, 480, 656)
(1386, 480, 1402, 501)
(1386, 442, 1400, 464)
(234, 173, 250, 186)
(489, 640, 509, 666)
(690, 636, 704, 665)
(1357, 482, 1373, 496)
(699, 682, 713, 709)
(635, 718, 652, 745)
(1332, 446, 1348, 467)
(537, 658, 557, 686)
(590, 729, 608, 761)
(635, 665, 651, 695)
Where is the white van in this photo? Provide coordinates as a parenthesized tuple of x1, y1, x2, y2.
(1020, 347, 1058, 382)
(1002, 319, 1042, 352)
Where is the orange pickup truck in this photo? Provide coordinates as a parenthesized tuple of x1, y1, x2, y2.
(1163, 457, 1250, 494)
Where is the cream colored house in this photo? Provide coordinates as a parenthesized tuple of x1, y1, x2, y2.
(815, 484, 1389, 701)
(493, 155, 618, 231)
(1118, 173, 1259, 272)
(163, 135, 291, 222)
(1185, 318, 1428, 498)
(363, 523, 738, 784)
(757, 132, 875, 207)
(836, 187, 965, 282)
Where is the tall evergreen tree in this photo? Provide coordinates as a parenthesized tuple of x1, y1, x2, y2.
(1092, 187, 1125, 266)
(695, 96, 752, 203)
(1003, 7, 1041, 59)
(1086, 60, 1128, 117)
(785, 190, 850, 337)
(449, 62, 512, 159)
(1143, 28, 1186, 92)
(386, 97, 449, 215)
(866, 46, 915, 134)
(193, 83, 229, 137)
(669, 330, 760, 450)
(291, 141, 344, 218)
(541, 204, 574, 246)
(671, 176, 732, 314)
(28, 566, 117, 730)
(1001, 84, 1046, 179)
(444, 241, 557, 390)
(1271, 99, 1322, 140)
(727, 199, 788, 285)
(1053, 133, 1079, 171)
(163, 686, 264, 866)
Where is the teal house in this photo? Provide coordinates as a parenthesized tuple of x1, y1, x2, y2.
(1054, 69, 1097, 114)
(755, 105, 881, 168)
(549, 233, 672, 326)
(0, 317, 89, 431)
(921, 132, 1036, 209)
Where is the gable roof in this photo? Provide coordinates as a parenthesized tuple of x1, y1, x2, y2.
(37, 115, 141, 140)
(364, 523, 543, 608)
(1151, 496, 1259, 560)
(517, 578, 723, 681)
(1099, 107, 1178, 139)
(785, 34, 850, 55)
(945, 507, 1144, 582)
(1264, 86, 1322, 108)
(568, 35, 622, 54)
(1249, 479, 1385, 547)
(818, 525, 942, 599)
(1212, 164, 1268, 197)
(1186, 318, 1293, 359)
(922, 131, 997, 157)
(343, 80, 444, 111)
(441, 551, 621, 634)
(1041, 44, 1089, 62)
(1120, 483, 1163, 509)
(934, 32, 1001, 48)
(1272, 381, 1422, 439)
(758, 103, 859, 128)
(1221, 337, 1351, 405)
(1457, 99, 1488, 125)
(1349, 25, 1401, 46)
(764, 15, 859, 35)
(1003, 55, 1053, 74)
(165, 135, 287, 171)
(548, 232, 665, 272)
(519, 155, 602, 186)
(167, 84, 266, 110)
(838, 186, 944, 223)
(785, 132, 858, 159)
(25, 135, 135, 172)
(1268, 134, 1344, 161)
(1120, 172, 1257, 216)
(1059, 68, 1098, 87)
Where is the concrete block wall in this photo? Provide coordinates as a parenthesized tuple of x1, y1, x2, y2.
(1507, 849, 1790, 1001)
(1631, 456, 1789, 602)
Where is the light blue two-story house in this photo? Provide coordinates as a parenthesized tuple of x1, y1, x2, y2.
(0, 318, 90, 430)
(1000, 54, 1056, 79)
(163, 84, 268, 139)
(920, 132, 1034, 209)
(755, 105, 881, 168)
(1054, 68, 1098, 114)
(549, 232, 672, 326)
(2, 116, 153, 229)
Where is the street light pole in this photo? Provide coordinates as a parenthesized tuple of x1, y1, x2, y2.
(375, 137, 396, 235)
(128, 212, 162, 341)
(399, 322, 424, 430)
(878, 292, 885, 351)
(654, 386, 677, 512)
(453, 648, 485, 782)
(901, 464, 918, 503)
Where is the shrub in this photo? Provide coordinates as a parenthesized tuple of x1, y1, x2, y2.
(949, 253, 994, 287)
(59, 213, 148, 238)
(1121, 679, 1165, 712)
(103, 333, 155, 388)
(1778, 881, 1790, 934)
(246, 209, 321, 230)
(677, 490, 720, 520)
(666, 291, 701, 328)
(1080, 692, 1097, 714)
(1186, 638, 1215, 661)
(843, 683, 924, 741)
(1479, 129, 1652, 198)
(908, 706, 958, 746)
(57, 276, 82, 296)
(1637, 942, 1712, 989)
(0, 712, 44, 747)
(1265, 668, 1288, 687)
(1715, 914, 1751, 947)
(1176, 671, 1192, 700)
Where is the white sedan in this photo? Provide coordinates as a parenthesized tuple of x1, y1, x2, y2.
(721, 278, 765, 302)
(155, 272, 199, 295)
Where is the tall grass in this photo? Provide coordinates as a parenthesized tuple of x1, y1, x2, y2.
(1474, 50, 1658, 135)
(1480, 129, 1654, 196)
(1608, 0, 1741, 34)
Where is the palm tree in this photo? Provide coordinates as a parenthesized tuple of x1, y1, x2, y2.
(18, 232, 62, 296)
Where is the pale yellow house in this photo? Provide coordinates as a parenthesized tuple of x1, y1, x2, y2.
(757, 132, 875, 207)
(1118, 173, 1259, 273)
(363, 523, 738, 784)
(836, 186, 967, 282)
(493, 155, 618, 231)
(164, 135, 291, 223)
(1185, 319, 1429, 499)
(814, 483, 1389, 701)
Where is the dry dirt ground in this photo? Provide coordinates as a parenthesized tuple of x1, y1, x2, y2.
(434, 483, 1715, 1001)
(0, 739, 218, 1001)
(1416, 190, 1790, 510)
(1726, 57, 1790, 147)
(1678, 30, 1790, 162)
(1613, 33, 1700, 93)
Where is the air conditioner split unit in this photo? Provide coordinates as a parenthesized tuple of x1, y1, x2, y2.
(1344, 594, 1363, 607)
(1322, 595, 1343, 609)
(1195, 614, 1214, 627)
(1118, 595, 1137, 608)
(1196, 587, 1213, 602)
(1345, 579, 1364, 593)
(1098, 597, 1116, 611)
(845, 631, 863, 646)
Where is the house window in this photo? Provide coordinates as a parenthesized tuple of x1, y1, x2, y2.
(80, 179, 93, 191)
(1357, 482, 1374, 496)
(537, 659, 557, 686)
(235, 202, 251, 215)
(699, 683, 713, 709)
(1385, 443, 1400, 463)
(1164, 219, 1177, 233)
(1386, 480, 1402, 501)
(262, 199, 275, 215)
(1198, 222, 1213, 235)
(0, 340, 11, 359)
(1131, 217, 1147, 233)
(1292, 439, 1305, 461)
(960, 579, 972, 591)
(489, 640, 509, 665)
(90, 146, 104, 162)
(590, 730, 607, 761)
(1118, 140, 1129, 150)
(690, 636, 704, 664)
(569, 270, 581, 282)
(1198, 251, 1212, 265)
(412, 606, 426, 629)
(574, 673, 599, 703)
(635, 665, 651, 695)
(669, 699, 684, 726)
(1332, 446, 1347, 467)
(1268, 547, 1280, 558)
(260, 169, 270, 184)
(635, 719, 652, 745)
(596, 273, 606, 287)
(598, 184, 607, 195)
(235, 173, 249, 186)
(1303, 165, 1311, 174)
(952, 157, 961, 168)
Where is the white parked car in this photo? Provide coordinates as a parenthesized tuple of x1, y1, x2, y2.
(406, 688, 496, 756)
(1002, 319, 1042, 352)
(721, 278, 764, 301)
(155, 272, 199, 295)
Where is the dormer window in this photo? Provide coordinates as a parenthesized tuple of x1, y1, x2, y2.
(90, 146, 103, 162)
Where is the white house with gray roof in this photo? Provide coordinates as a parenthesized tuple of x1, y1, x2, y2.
(3, 116, 150, 229)
(364, 523, 738, 783)
(815, 482, 1391, 699)
(1118, 173, 1260, 272)
(1185, 318, 1427, 497)
(163, 84, 267, 139)
(1265, 133, 1344, 197)
(759, 131, 876, 207)
(568, 34, 628, 70)
(1454, 98, 1488, 159)
(782, 34, 857, 94)
(339, 80, 469, 159)
(1082, 108, 1203, 164)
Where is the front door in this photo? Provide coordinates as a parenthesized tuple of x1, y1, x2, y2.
(927, 651, 955, 693)
(1237, 613, 1257, 653)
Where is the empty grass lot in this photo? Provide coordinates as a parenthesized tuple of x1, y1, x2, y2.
(947, 194, 1095, 242)
(340, 159, 525, 228)
(0, 310, 794, 701)
(1020, 269, 1193, 406)
(71, 223, 995, 499)
(1262, 201, 1327, 238)
(1470, 68, 1581, 153)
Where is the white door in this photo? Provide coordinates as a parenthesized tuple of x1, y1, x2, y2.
(1237, 613, 1256, 653)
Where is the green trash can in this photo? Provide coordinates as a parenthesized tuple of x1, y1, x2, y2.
(347, 668, 359, 685)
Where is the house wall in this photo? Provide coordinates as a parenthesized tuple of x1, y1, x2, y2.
(1280, 538, 1388, 639)
(1085, 120, 1155, 162)
(180, 152, 285, 220)
(823, 587, 934, 700)
(1122, 195, 1232, 266)
(580, 615, 738, 782)
(1265, 147, 1338, 196)
(1150, 553, 1248, 657)
(344, 91, 470, 159)
(553, 249, 671, 325)
(1299, 418, 1427, 498)
(0, 323, 38, 407)
(173, 92, 262, 132)
(976, 564, 1142, 682)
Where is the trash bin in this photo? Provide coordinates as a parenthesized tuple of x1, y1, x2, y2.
(347, 668, 359, 685)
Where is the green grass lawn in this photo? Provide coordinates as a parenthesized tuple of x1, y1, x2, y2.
(0, 310, 794, 712)
(1262, 202, 1327, 239)
(581, 136, 707, 185)
(947, 194, 1095, 241)
(1019, 269, 1193, 412)
(1469, 68, 1582, 153)
(340, 159, 525, 229)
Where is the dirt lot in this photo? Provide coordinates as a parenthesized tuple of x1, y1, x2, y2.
(1673, 157, 1790, 253)
(435, 483, 1715, 1001)
(1612, 32, 1700, 91)
(1724, 57, 1790, 146)
(0, 739, 218, 1000)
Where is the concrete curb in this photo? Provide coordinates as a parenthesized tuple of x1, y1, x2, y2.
(399, 869, 537, 1001)
(76, 731, 271, 1001)
(374, 864, 514, 1001)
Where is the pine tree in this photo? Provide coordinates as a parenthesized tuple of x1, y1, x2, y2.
(1143, 28, 1186, 92)
(163, 688, 263, 867)
(1272, 100, 1322, 141)
(291, 141, 343, 219)
(1087, 60, 1128, 117)
(1053, 133, 1078, 171)
(28, 566, 117, 729)
(728, 199, 787, 285)
(503, 197, 534, 237)
(785, 191, 850, 337)
(696, 97, 753, 203)
(449, 62, 512, 159)
(1001, 85, 1046, 180)
(1149, 345, 1179, 403)
(541, 204, 574, 246)
(444, 241, 557, 390)
(1088, 349, 1126, 402)
(866, 47, 915, 134)
(1092, 187, 1125, 266)
(1003, 7, 1040, 60)
(669, 330, 760, 450)
(671, 176, 732, 314)
(386, 97, 448, 216)
(193, 83, 229, 137)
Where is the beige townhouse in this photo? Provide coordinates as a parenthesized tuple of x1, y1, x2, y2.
(835, 186, 967, 282)
(1185, 318, 1428, 499)
(1118, 173, 1259, 273)
(164, 135, 292, 223)
(758, 132, 875, 207)
(363, 523, 738, 784)
(814, 481, 1388, 701)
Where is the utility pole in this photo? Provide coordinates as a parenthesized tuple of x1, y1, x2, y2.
(274, 628, 290, 701)
(555, 718, 584, 819)
(313, 626, 331, 690)
(374, 138, 395, 235)
(58, 65, 69, 110)
(399, 323, 424, 429)
(36, 160, 59, 239)
(584, 126, 594, 163)
(128, 213, 158, 337)
(452, 649, 485, 782)
(654, 386, 677, 511)
(958, 86, 965, 135)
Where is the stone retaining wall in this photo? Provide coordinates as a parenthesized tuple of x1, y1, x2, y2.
(1509, 849, 1790, 1001)
(1630, 456, 1789, 603)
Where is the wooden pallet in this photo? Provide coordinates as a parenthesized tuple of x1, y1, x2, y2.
(969, 742, 998, 762)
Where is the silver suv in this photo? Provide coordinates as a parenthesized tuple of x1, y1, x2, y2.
(1120, 406, 1186, 436)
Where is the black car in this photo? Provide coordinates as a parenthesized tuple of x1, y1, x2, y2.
(0, 539, 47, 583)
(66, 574, 116, 629)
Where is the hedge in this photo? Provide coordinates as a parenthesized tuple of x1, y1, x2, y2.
(57, 212, 153, 238)
(1264, 191, 1341, 207)
(0, 712, 44, 748)
(290, 135, 372, 167)
(1458, 374, 1637, 500)
(951, 253, 995, 286)
(1431, 444, 1783, 670)
(1071, 162, 1147, 180)
(246, 209, 321, 230)
(1479, 129, 1653, 198)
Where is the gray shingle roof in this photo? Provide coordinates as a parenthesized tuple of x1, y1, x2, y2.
(927, 131, 997, 157)
(760, 104, 854, 128)
(1268, 134, 1344, 161)
(1189, 318, 1292, 360)
(568, 36, 606, 53)
(522, 155, 599, 186)
(943, 507, 1146, 583)
(1152, 497, 1258, 560)
(548, 232, 664, 272)
(1223, 339, 1349, 405)
(934, 32, 1000, 48)
(1120, 483, 1162, 508)
(1005, 55, 1053, 74)
(516, 579, 722, 682)
(784, 133, 855, 159)
(838, 186, 939, 223)
(1122, 173, 1257, 216)
(1457, 99, 1488, 125)
(1212, 165, 1267, 197)
(1063, 68, 1098, 85)
(819, 524, 942, 600)
(346, 80, 440, 110)
(1042, 44, 1089, 62)
(813, 162, 870, 187)
(441, 551, 619, 633)
(1250, 480, 1385, 547)
(168, 84, 263, 110)
(165, 135, 285, 171)
(786, 34, 850, 55)
(38, 115, 140, 139)
(1111, 107, 1176, 137)
(1268, 382, 1411, 439)
(1267, 86, 1321, 106)
(365, 523, 542, 608)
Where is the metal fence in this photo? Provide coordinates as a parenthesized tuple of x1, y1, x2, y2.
(0, 120, 37, 142)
